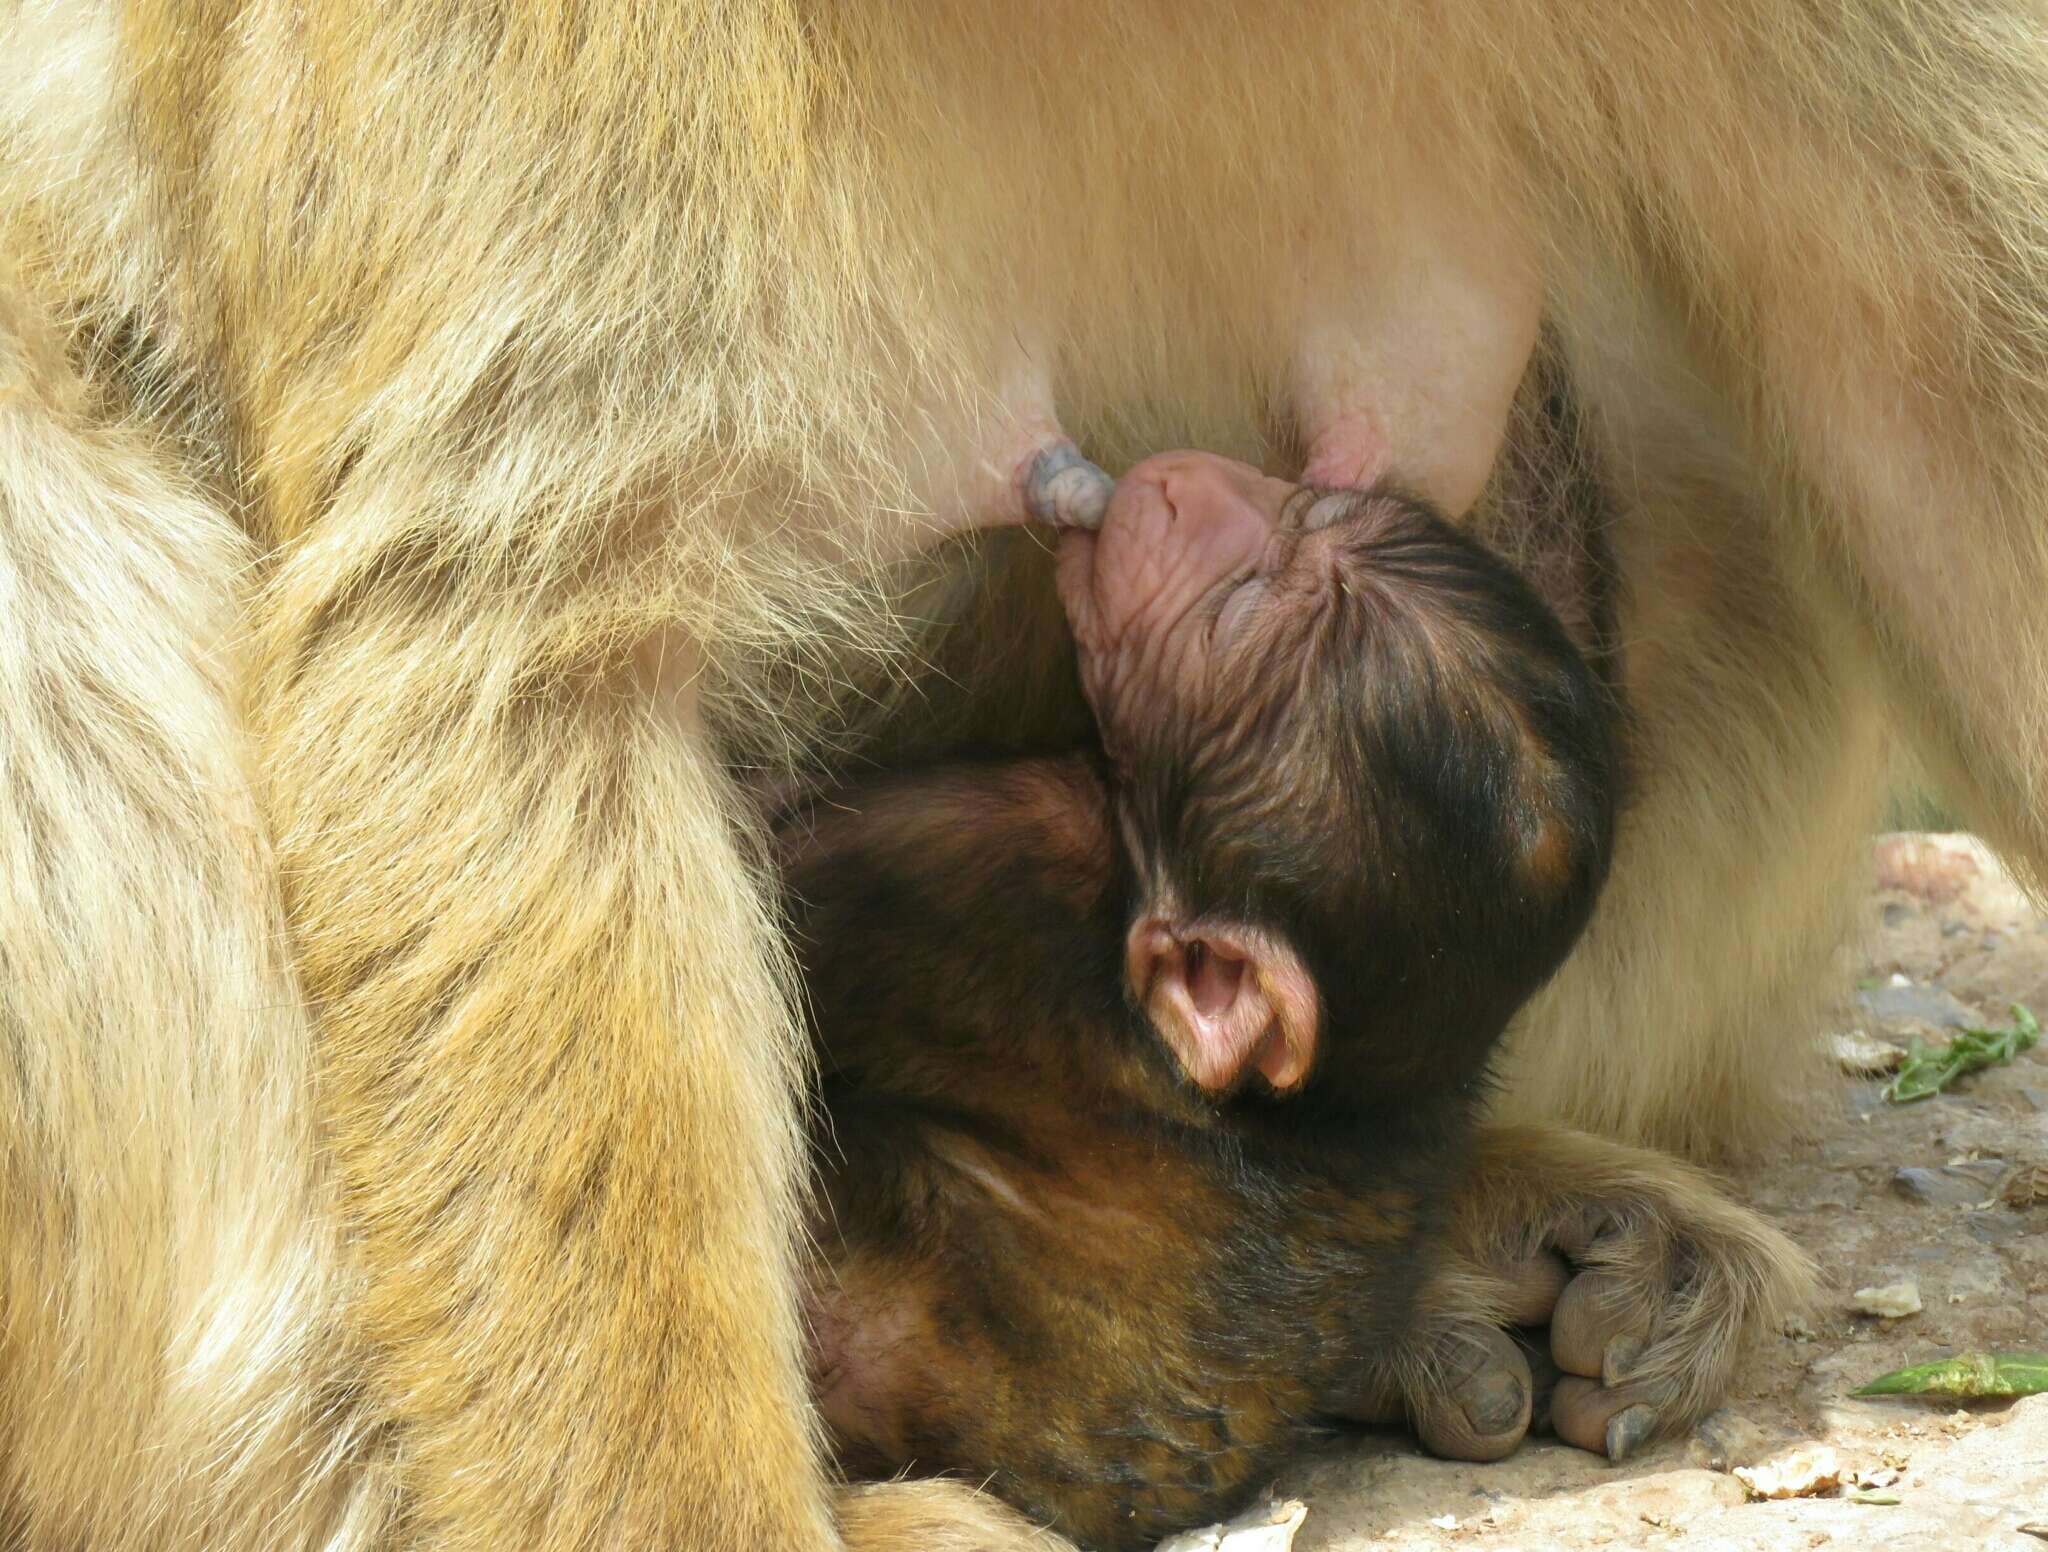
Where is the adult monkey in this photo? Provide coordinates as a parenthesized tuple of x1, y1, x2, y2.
(2, 2, 2045, 1550)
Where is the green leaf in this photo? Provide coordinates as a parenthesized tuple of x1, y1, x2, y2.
(1853, 1351, 2048, 1398)
(1882, 1003, 2039, 1103)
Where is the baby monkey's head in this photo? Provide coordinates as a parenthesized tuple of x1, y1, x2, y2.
(1056, 452, 1617, 1104)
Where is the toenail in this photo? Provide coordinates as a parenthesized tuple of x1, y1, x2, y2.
(1605, 1404, 1657, 1462)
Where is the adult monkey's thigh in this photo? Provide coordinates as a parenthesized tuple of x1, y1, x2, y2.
(251, 525, 830, 1545)
(0, 280, 383, 1548)
(1493, 3, 2048, 1151)
(19, 6, 1077, 1551)
(1479, 349, 1891, 1157)
(251, 525, 1063, 1549)
(1581, 5, 2048, 873)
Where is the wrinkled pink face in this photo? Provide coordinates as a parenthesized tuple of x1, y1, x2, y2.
(1053, 450, 1353, 748)
(1052, 450, 1363, 1098)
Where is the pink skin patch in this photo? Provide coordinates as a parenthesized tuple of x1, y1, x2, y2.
(808, 1275, 926, 1465)
(1298, 409, 1390, 491)
(1289, 190, 1543, 518)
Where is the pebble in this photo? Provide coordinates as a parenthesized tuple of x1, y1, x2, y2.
(1965, 1212, 2027, 1245)
(1890, 1160, 2007, 1207)
(1734, 1443, 1844, 1500)
(1836, 1029, 1908, 1075)
(2003, 1164, 2048, 1207)
(1857, 982, 1982, 1029)
(1690, 1409, 1770, 1471)
(1851, 1281, 1924, 1318)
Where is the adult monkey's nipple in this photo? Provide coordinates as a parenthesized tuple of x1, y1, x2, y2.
(1023, 440, 1115, 531)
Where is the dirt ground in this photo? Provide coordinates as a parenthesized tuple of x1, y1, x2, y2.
(1269, 833, 2048, 1551)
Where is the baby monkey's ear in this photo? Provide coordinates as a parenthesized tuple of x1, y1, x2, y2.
(1124, 916, 1319, 1096)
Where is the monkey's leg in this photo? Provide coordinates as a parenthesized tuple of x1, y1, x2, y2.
(1754, 138, 2048, 881)
(252, 515, 1070, 1550)
(0, 280, 385, 1548)
(252, 541, 825, 1550)
(1434, 1124, 1814, 1462)
(1532, 2, 2048, 874)
(1477, 316, 1893, 1160)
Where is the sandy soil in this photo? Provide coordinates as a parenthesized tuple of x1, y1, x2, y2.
(1271, 833, 2048, 1551)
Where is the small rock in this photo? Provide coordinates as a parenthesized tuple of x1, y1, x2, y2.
(1890, 1167, 1966, 1206)
(1857, 982, 1982, 1030)
(1690, 1409, 1769, 1471)
(1946, 1158, 2011, 1189)
(1892, 1160, 2008, 1207)
(2004, 1163, 2048, 1207)
(1734, 1444, 1845, 1500)
(1965, 1212, 2027, 1245)
(1872, 833, 2035, 917)
(1882, 901, 1913, 927)
(1851, 1281, 1924, 1318)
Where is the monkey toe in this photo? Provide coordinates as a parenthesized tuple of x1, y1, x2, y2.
(1542, 1240, 1696, 1461)
(1549, 1268, 1653, 1384)
(1410, 1325, 1532, 1463)
(1541, 1230, 1745, 1462)
(1550, 1377, 1660, 1462)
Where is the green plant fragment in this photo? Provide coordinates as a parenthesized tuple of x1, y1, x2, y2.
(1883, 1004, 2039, 1103)
(1853, 1351, 2048, 1398)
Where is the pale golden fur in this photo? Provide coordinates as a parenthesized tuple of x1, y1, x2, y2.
(0, 1, 2042, 1548)
(0, 265, 394, 1545)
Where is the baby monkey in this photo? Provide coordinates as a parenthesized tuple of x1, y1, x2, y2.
(779, 454, 1770, 1549)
